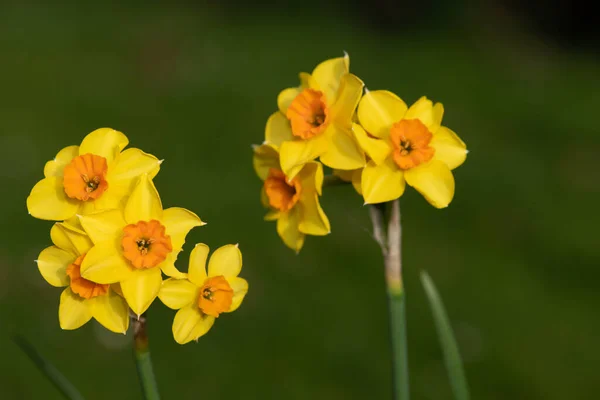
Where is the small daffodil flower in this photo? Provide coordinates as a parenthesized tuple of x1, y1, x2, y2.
(77, 174, 204, 316)
(27, 128, 161, 221)
(159, 244, 248, 344)
(36, 222, 129, 333)
(355, 92, 468, 207)
(253, 143, 330, 252)
(266, 54, 366, 180)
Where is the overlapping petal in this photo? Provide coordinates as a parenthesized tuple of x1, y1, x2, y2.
(352, 123, 391, 165)
(265, 112, 294, 149)
(310, 54, 349, 104)
(124, 174, 163, 223)
(404, 160, 455, 208)
(50, 222, 93, 256)
(298, 194, 330, 235)
(277, 88, 302, 114)
(109, 148, 161, 182)
(279, 135, 327, 180)
(208, 244, 242, 278)
(276, 208, 305, 252)
(227, 277, 249, 313)
(328, 73, 364, 126)
(79, 128, 128, 165)
(59, 288, 93, 330)
(358, 90, 407, 139)
(296, 161, 323, 197)
(431, 127, 468, 170)
(252, 143, 280, 181)
(319, 125, 365, 170)
(80, 241, 133, 284)
(27, 177, 78, 221)
(37, 246, 72, 287)
(188, 244, 209, 286)
(404, 97, 444, 134)
(90, 290, 130, 334)
(78, 209, 126, 244)
(43, 146, 79, 178)
(159, 278, 198, 310)
(362, 159, 406, 204)
(172, 304, 215, 344)
(121, 268, 163, 316)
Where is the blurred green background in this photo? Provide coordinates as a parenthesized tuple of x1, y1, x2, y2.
(1, 1, 599, 399)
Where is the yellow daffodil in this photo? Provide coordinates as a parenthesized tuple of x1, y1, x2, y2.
(266, 54, 366, 180)
(36, 222, 129, 333)
(253, 143, 329, 252)
(355, 92, 468, 207)
(27, 128, 161, 221)
(77, 174, 204, 316)
(158, 244, 248, 344)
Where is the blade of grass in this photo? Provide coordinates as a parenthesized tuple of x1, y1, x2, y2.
(420, 271, 470, 400)
(13, 335, 85, 400)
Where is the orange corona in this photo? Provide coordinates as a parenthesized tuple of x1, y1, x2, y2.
(66, 254, 109, 299)
(286, 89, 329, 139)
(62, 153, 109, 201)
(198, 276, 233, 317)
(389, 119, 435, 170)
(122, 220, 173, 269)
(263, 169, 301, 212)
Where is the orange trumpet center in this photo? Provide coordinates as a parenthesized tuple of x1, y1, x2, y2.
(63, 154, 109, 201)
(389, 119, 435, 170)
(263, 169, 301, 212)
(198, 276, 233, 318)
(66, 254, 109, 299)
(121, 220, 173, 269)
(286, 88, 329, 139)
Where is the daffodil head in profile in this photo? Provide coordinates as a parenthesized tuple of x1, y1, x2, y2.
(158, 244, 249, 344)
(27, 128, 162, 222)
(36, 222, 129, 333)
(77, 174, 205, 316)
(265, 54, 366, 180)
(253, 143, 330, 252)
(355, 91, 468, 208)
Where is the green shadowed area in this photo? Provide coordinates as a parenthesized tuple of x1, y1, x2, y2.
(1, 1, 599, 399)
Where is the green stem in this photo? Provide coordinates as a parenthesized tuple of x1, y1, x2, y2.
(132, 314, 161, 400)
(388, 289, 409, 400)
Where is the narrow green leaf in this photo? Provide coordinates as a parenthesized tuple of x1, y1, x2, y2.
(420, 271, 470, 400)
(13, 335, 85, 400)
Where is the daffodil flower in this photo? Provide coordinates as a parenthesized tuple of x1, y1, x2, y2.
(27, 128, 161, 221)
(158, 244, 248, 344)
(36, 222, 129, 333)
(77, 174, 204, 316)
(253, 143, 330, 252)
(266, 54, 366, 180)
(355, 92, 468, 207)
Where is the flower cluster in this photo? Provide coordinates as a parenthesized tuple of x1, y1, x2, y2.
(28, 128, 248, 344)
(253, 54, 468, 252)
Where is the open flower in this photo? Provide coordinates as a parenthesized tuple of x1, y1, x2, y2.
(77, 174, 204, 315)
(355, 92, 468, 207)
(253, 143, 330, 252)
(158, 244, 248, 344)
(36, 222, 129, 333)
(27, 128, 161, 221)
(266, 54, 366, 180)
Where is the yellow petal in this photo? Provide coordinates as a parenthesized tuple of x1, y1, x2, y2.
(50, 222, 93, 255)
(59, 288, 93, 330)
(109, 148, 161, 181)
(297, 161, 324, 197)
(431, 126, 467, 170)
(226, 277, 248, 313)
(172, 304, 215, 344)
(43, 145, 79, 178)
(208, 244, 242, 278)
(159, 251, 187, 279)
(298, 193, 330, 235)
(362, 159, 406, 204)
(264, 210, 281, 221)
(121, 267, 163, 316)
(404, 160, 455, 208)
(404, 97, 443, 134)
(277, 87, 302, 114)
(187, 245, 210, 288)
(357, 90, 407, 139)
(79, 128, 129, 165)
(78, 209, 126, 244)
(319, 125, 365, 170)
(124, 174, 163, 223)
(37, 246, 73, 287)
(265, 111, 294, 150)
(276, 208, 305, 252)
(252, 143, 280, 181)
(351, 168, 362, 195)
(162, 207, 204, 251)
(80, 241, 133, 284)
(311, 54, 350, 105)
(27, 177, 79, 221)
(352, 123, 391, 165)
(159, 278, 198, 310)
(328, 73, 364, 127)
(279, 135, 327, 180)
(90, 290, 130, 334)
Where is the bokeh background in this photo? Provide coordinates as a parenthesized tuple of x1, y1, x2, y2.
(1, 0, 598, 399)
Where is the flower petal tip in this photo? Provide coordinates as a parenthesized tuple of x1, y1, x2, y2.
(33, 260, 38, 264)
(158, 159, 164, 165)
(465, 149, 470, 154)
(234, 243, 239, 248)
(364, 87, 370, 94)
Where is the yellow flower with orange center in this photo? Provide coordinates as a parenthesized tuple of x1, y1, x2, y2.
(354, 92, 468, 207)
(265, 54, 366, 180)
(253, 143, 330, 252)
(77, 174, 204, 315)
(27, 128, 161, 221)
(36, 222, 129, 333)
(158, 244, 248, 344)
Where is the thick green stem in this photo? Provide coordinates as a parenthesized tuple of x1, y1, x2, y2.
(370, 200, 410, 400)
(132, 314, 161, 400)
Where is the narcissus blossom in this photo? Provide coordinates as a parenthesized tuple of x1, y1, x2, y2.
(158, 244, 248, 344)
(36, 222, 129, 333)
(78, 174, 204, 315)
(266, 54, 366, 180)
(27, 128, 161, 222)
(355, 92, 467, 207)
(253, 143, 330, 252)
